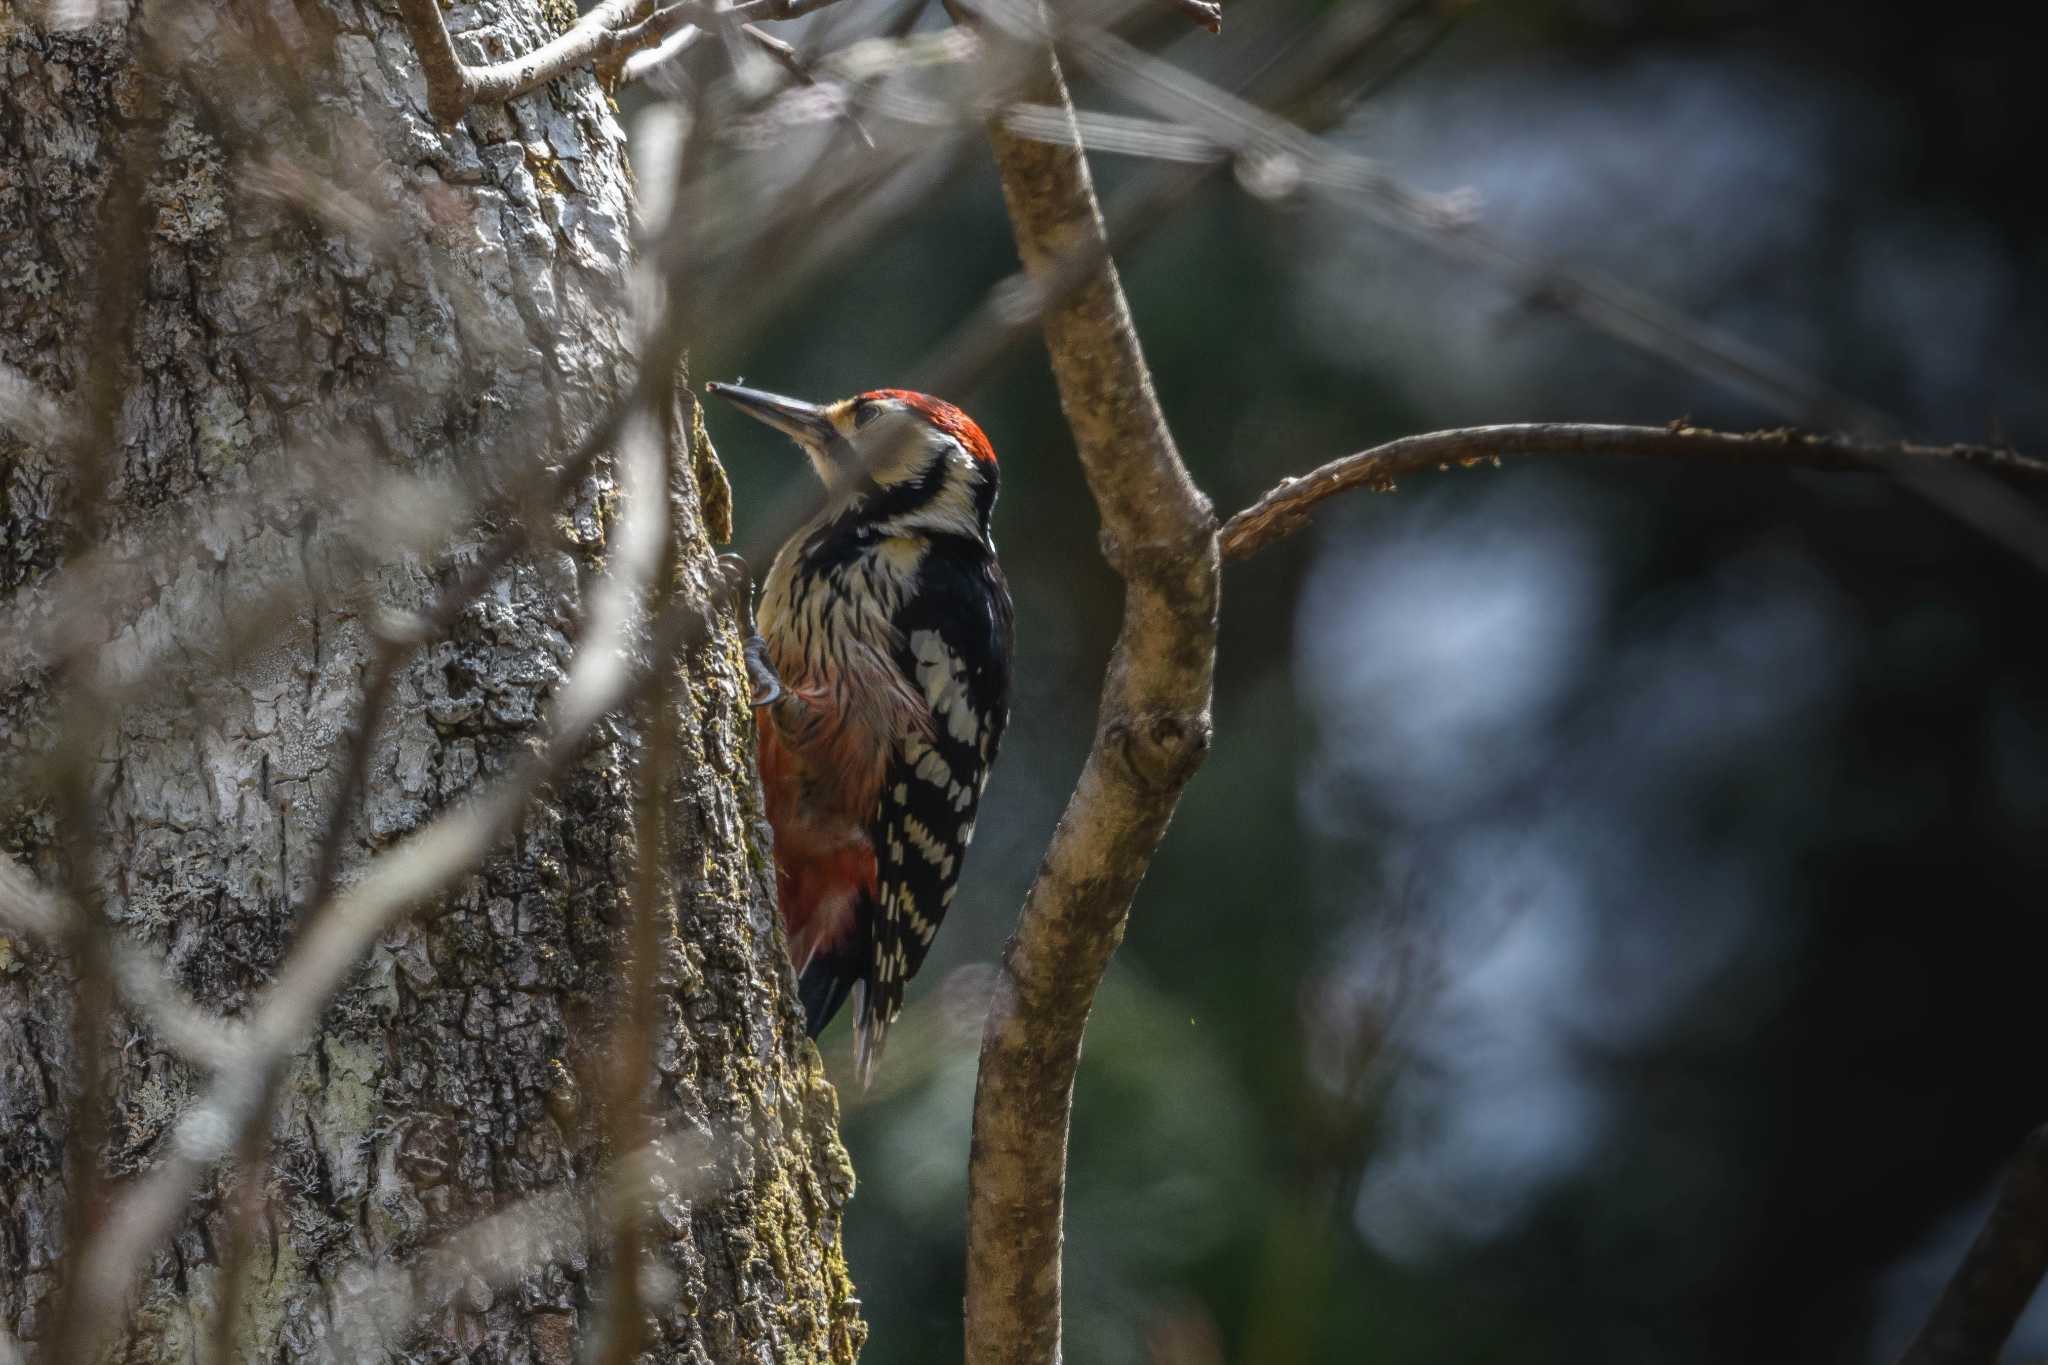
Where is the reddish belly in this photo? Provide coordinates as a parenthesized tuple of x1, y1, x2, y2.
(757, 719, 877, 969)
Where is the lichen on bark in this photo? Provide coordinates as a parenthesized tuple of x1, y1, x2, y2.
(0, 2, 861, 1360)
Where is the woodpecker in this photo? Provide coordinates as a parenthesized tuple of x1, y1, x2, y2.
(707, 381, 1013, 1084)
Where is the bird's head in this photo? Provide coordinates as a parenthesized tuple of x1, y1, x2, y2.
(706, 382, 999, 544)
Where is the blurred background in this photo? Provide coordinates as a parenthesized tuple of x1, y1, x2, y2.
(696, 0, 2048, 1359)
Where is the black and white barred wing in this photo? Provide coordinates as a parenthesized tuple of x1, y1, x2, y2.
(854, 558, 1012, 1083)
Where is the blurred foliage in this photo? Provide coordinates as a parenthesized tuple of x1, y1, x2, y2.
(698, 0, 2048, 1360)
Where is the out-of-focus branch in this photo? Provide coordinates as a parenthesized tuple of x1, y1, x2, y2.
(1899, 1125, 2048, 1365)
(589, 394, 677, 1365)
(0, 856, 247, 1072)
(318, 1132, 716, 1361)
(965, 29, 1219, 1365)
(0, 853, 66, 941)
(1220, 423, 2048, 561)
(0, 363, 75, 445)
(54, 395, 689, 1353)
(40, 85, 167, 1365)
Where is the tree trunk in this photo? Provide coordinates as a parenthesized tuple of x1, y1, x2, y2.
(0, 2, 861, 1360)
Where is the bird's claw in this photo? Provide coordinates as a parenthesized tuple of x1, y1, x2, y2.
(743, 633, 784, 709)
(716, 552, 757, 635)
(717, 554, 782, 707)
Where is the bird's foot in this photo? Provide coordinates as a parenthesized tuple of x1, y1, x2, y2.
(742, 633, 784, 709)
(716, 554, 784, 708)
(716, 553, 756, 631)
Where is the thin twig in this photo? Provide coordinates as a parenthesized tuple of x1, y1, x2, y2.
(53, 388, 686, 1350)
(1219, 423, 2048, 561)
(589, 395, 677, 1365)
(1041, 16, 2048, 569)
(40, 80, 166, 1365)
(0, 869, 248, 1071)
(304, 637, 405, 912)
(1899, 1125, 2048, 1365)
(202, 1086, 280, 1365)
(0, 853, 66, 941)
(202, 620, 402, 1363)
(965, 20, 1219, 1365)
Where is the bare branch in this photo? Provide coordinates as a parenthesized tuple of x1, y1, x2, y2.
(320, 1132, 719, 1361)
(0, 855, 247, 1072)
(620, 21, 708, 86)
(1899, 1125, 2048, 1365)
(109, 943, 250, 1074)
(394, 0, 707, 126)
(966, 27, 1219, 1365)
(391, 0, 474, 127)
(589, 381, 677, 1365)
(1220, 423, 2048, 561)
(39, 87, 167, 1365)
(1046, 21, 2048, 568)
(0, 363, 75, 445)
(55, 398, 689, 1351)
(0, 852, 66, 941)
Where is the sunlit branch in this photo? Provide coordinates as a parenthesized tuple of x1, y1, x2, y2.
(620, 22, 708, 85)
(0, 853, 67, 941)
(392, 0, 929, 123)
(394, 0, 706, 126)
(0, 363, 75, 445)
(54, 394, 689, 1352)
(0, 857, 248, 1072)
(1220, 424, 2048, 561)
(965, 24, 1219, 1365)
(588, 383, 678, 1365)
(319, 1132, 717, 1362)
(1043, 23, 2048, 570)
(38, 88, 168, 1365)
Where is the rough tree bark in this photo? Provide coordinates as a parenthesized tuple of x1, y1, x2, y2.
(0, 2, 861, 1360)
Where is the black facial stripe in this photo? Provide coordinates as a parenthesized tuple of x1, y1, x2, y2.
(861, 447, 950, 524)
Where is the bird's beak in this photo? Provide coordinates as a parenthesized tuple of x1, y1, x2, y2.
(705, 382, 836, 451)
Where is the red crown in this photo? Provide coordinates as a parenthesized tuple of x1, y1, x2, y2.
(859, 389, 997, 465)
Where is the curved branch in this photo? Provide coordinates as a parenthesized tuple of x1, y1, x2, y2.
(966, 30, 1219, 1365)
(1899, 1125, 2048, 1365)
(1221, 423, 2048, 561)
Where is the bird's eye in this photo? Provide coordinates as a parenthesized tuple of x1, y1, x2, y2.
(853, 401, 883, 429)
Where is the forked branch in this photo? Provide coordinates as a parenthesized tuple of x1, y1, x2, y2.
(394, 0, 708, 125)
(965, 24, 1219, 1365)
